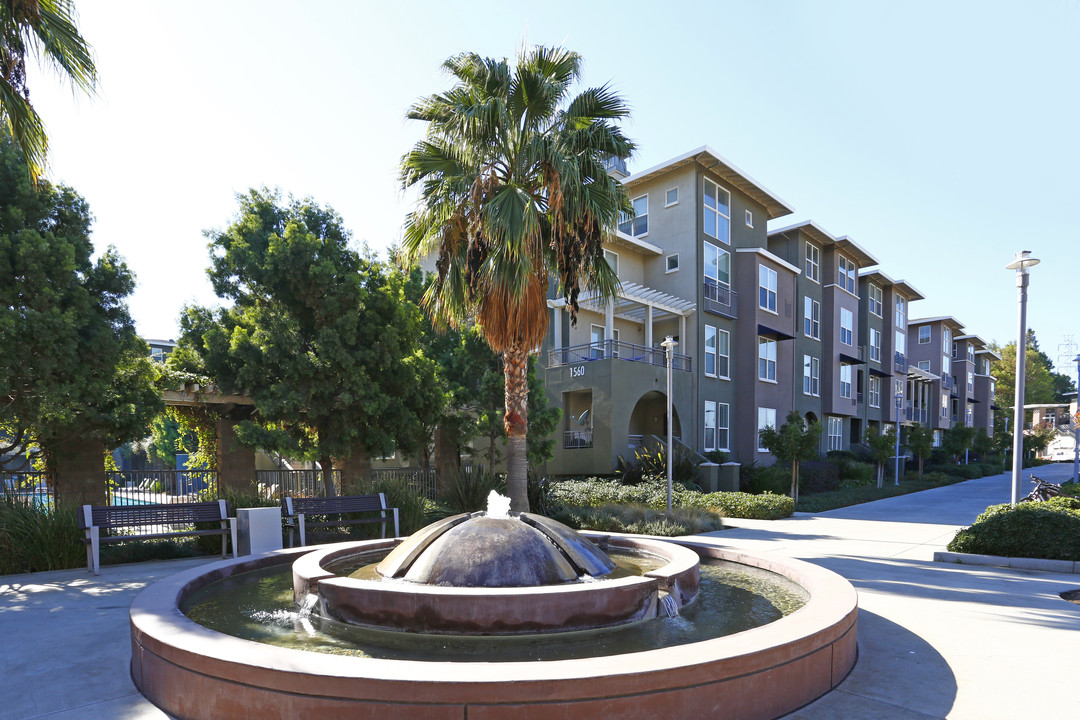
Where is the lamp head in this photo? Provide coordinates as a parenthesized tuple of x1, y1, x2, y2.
(1005, 250, 1040, 272)
(660, 335, 677, 350)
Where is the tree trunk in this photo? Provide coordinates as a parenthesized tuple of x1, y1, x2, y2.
(790, 462, 798, 504)
(918, 455, 924, 480)
(319, 453, 336, 497)
(503, 343, 530, 512)
(339, 444, 371, 495)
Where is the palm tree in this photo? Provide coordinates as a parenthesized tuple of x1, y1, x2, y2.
(400, 47, 634, 511)
(1, 0, 96, 180)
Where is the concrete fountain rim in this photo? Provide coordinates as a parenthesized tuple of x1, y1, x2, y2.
(130, 534, 856, 685)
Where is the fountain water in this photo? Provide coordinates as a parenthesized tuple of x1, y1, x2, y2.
(130, 496, 859, 719)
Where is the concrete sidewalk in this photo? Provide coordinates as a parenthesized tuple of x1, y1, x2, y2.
(1, 465, 1077, 719)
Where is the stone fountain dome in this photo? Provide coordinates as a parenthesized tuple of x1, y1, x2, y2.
(376, 510, 617, 587)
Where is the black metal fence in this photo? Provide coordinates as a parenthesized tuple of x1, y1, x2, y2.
(255, 469, 340, 499)
(107, 470, 219, 506)
(371, 467, 438, 500)
(0, 471, 52, 508)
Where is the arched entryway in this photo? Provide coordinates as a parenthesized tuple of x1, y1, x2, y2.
(628, 391, 682, 447)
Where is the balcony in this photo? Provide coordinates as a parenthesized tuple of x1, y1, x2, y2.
(942, 374, 955, 391)
(548, 340, 692, 372)
(894, 352, 907, 373)
(603, 155, 628, 176)
(563, 430, 593, 449)
(905, 406, 929, 424)
(703, 280, 738, 319)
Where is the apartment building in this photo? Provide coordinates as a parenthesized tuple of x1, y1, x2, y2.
(542, 147, 795, 474)
(539, 145, 999, 475)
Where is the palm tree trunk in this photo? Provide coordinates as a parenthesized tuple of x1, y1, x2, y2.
(503, 343, 530, 511)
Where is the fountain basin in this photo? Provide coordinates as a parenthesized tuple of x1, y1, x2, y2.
(293, 534, 700, 634)
(130, 537, 857, 720)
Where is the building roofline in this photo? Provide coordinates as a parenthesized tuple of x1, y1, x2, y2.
(834, 235, 879, 267)
(767, 219, 840, 247)
(909, 316, 965, 330)
(857, 268, 925, 301)
(734, 247, 802, 275)
(624, 146, 795, 220)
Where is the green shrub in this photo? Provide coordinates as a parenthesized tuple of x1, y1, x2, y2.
(682, 491, 795, 520)
(615, 444, 698, 487)
(703, 450, 729, 464)
(948, 498, 1080, 560)
(799, 461, 840, 494)
(1062, 481, 1079, 496)
(836, 460, 874, 485)
(740, 463, 788, 495)
(826, 450, 855, 463)
(350, 477, 430, 536)
(438, 469, 506, 514)
(0, 493, 84, 574)
(924, 463, 983, 479)
(548, 477, 669, 510)
(551, 503, 722, 536)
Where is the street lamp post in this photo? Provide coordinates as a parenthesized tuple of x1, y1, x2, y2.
(660, 336, 678, 514)
(894, 392, 904, 485)
(1073, 354, 1079, 483)
(1005, 250, 1040, 505)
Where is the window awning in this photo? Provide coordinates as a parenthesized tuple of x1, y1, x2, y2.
(757, 323, 795, 341)
(838, 351, 863, 365)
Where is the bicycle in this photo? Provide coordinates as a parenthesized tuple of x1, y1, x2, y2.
(1019, 475, 1062, 503)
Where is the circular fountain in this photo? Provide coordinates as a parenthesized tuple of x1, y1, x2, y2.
(130, 494, 858, 719)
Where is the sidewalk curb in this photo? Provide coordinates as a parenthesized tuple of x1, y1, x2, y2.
(933, 550, 1080, 574)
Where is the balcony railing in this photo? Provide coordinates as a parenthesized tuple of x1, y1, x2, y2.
(942, 374, 954, 391)
(703, 280, 737, 319)
(894, 352, 907, 373)
(603, 155, 628, 176)
(563, 430, 593, 449)
(548, 340, 692, 372)
(905, 406, 928, 424)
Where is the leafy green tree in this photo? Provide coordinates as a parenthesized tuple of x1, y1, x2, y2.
(400, 47, 634, 511)
(1, 0, 96, 179)
(178, 189, 441, 493)
(0, 133, 160, 495)
(864, 425, 899, 488)
(971, 428, 994, 461)
(904, 423, 934, 479)
(942, 424, 976, 465)
(757, 410, 823, 503)
(991, 330, 1072, 416)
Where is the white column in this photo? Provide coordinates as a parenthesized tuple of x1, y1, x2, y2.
(553, 306, 562, 350)
(679, 315, 686, 347)
(605, 301, 614, 358)
(645, 304, 653, 348)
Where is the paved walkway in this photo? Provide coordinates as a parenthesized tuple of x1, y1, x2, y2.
(1, 465, 1077, 719)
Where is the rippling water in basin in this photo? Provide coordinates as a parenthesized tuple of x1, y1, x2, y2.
(181, 551, 808, 663)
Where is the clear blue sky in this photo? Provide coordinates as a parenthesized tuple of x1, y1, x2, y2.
(25, 1, 1080, 374)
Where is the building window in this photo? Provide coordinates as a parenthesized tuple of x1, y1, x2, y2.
(840, 365, 852, 398)
(803, 355, 820, 396)
(717, 403, 730, 451)
(990, 380, 995, 397)
(840, 308, 853, 345)
(827, 417, 843, 451)
(869, 376, 881, 408)
(941, 393, 949, 419)
(666, 253, 679, 273)
(805, 243, 820, 282)
(758, 407, 776, 451)
(704, 401, 717, 451)
(917, 360, 931, 371)
(918, 326, 931, 344)
(967, 371, 973, 392)
(618, 195, 648, 236)
(745, 209, 754, 228)
(968, 345, 975, 363)
(869, 328, 881, 362)
(804, 297, 820, 339)
(717, 329, 730, 378)
(703, 178, 730, 244)
(838, 254, 856, 293)
(952, 341, 958, 358)
(943, 355, 951, 375)
(704, 241, 730, 286)
(704, 325, 717, 377)
(943, 327, 952, 346)
(895, 297, 906, 328)
(869, 284, 883, 317)
(895, 330, 906, 357)
(758, 337, 777, 381)
(966, 403, 973, 426)
(665, 187, 679, 206)
(759, 265, 777, 312)
(603, 249, 619, 276)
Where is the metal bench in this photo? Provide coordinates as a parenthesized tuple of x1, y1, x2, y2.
(282, 494, 399, 547)
(78, 500, 237, 574)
